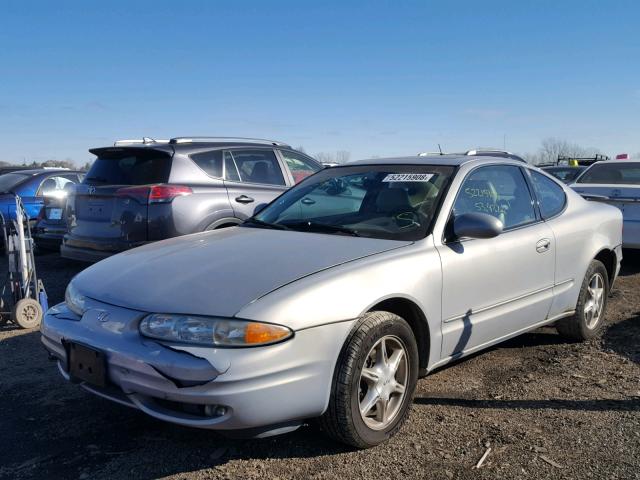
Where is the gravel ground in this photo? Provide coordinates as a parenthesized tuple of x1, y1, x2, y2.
(0, 251, 639, 480)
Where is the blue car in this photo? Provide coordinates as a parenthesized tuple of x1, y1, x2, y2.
(0, 169, 84, 223)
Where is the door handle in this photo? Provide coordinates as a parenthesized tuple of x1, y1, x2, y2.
(301, 197, 316, 205)
(536, 238, 551, 253)
(235, 195, 254, 204)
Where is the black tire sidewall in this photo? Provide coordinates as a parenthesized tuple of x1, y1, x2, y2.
(347, 315, 419, 446)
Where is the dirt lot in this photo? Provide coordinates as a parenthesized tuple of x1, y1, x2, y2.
(1, 252, 639, 480)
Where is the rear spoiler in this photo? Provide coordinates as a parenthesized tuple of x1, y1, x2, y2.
(580, 193, 640, 202)
(89, 146, 174, 157)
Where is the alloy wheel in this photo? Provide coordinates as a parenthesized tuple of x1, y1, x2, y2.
(358, 335, 409, 430)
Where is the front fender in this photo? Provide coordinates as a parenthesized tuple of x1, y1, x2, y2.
(235, 239, 444, 368)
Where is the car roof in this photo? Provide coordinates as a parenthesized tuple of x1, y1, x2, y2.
(91, 139, 294, 156)
(2, 168, 80, 176)
(542, 165, 586, 170)
(588, 159, 640, 165)
(347, 154, 526, 167)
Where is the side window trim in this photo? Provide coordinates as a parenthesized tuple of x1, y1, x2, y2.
(273, 149, 295, 186)
(520, 167, 543, 222)
(223, 150, 242, 182)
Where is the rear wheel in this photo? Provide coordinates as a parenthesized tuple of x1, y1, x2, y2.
(319, 311, 419, 448)
(557, 259, 609, 341)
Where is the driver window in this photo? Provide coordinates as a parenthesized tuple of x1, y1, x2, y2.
(453, 165, 535, 229)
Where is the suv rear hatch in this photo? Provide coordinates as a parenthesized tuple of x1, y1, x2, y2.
(68, 147, 173, 250)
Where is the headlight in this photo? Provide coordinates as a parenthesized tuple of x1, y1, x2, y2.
(139, 314, 293, 347)
(65, 281, 87, 316)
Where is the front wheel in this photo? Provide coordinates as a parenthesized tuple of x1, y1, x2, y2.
(319, 311, 419, 448)
(557, 259, 609, 341)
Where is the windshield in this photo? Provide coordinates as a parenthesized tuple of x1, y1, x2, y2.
(577, 162, 640, 185)
(248, 165, 454, 241)
(0, 173, 29, 193)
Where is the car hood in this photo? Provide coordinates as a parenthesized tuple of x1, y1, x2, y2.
(75, 226, 412, 318)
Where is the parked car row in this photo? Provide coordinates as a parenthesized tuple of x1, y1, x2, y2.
(39, 148, 626, 448)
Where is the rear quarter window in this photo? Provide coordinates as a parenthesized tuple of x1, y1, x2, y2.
(190, 150, 223, 178)
(530, 171, 566, 219)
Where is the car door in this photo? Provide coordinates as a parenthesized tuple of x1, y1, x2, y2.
(222, 148, 290, 219)
(435, 164, 556, 359)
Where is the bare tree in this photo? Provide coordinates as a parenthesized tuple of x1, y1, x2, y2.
(295, 145, 306, 153)
(530, 137, 602, 165)
(314, 151, 351, 164)
(335, 150, 350, 163)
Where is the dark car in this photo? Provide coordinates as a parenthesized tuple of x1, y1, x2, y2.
(541, 165, 587, 184)
(61, 137, 323, 262)
(0, 168, 84, 223)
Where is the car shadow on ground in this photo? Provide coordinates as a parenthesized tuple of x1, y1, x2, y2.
(413, 396, 640, 411)
(620, 249, 640, 276)
(602, 312, 640, 365)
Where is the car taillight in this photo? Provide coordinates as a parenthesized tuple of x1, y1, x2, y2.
(148, 185, 192, 203)
(115, 185, 192, 204)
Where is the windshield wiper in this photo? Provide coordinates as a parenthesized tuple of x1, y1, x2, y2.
(242, 218, 291, 231)
(283, 221, 361, 237)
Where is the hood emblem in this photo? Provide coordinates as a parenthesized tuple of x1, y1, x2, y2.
(96, 311, 110, 323)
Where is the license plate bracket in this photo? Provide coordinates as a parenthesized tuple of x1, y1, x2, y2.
(66, 342, 107, 388)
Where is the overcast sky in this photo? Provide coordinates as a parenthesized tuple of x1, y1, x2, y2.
(1, 0, 639, 165)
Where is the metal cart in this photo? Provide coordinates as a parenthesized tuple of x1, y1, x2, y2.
(0, 196, 48, 328)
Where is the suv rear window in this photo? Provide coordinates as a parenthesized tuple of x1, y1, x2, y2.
(577, 162, 640, 185)
(85, 149, 172, 185)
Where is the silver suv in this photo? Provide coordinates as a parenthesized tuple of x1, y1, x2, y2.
(61, 137, 322, 262)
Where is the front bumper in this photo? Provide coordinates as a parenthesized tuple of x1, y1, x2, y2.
(41, 301, 354, 432)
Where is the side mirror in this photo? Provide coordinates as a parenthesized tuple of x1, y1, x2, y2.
(453, 212, 503, 240)
(253, 203, 268, 216)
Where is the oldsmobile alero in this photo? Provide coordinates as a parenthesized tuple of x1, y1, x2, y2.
(41, 155, 622, 448)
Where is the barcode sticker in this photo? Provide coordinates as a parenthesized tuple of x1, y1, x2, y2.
(382, 173, 434, 182)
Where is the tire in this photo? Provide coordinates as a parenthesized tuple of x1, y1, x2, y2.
(12, 298, 44, 329)
(557, 259, 609, 341)
(319, 311, 419, 448)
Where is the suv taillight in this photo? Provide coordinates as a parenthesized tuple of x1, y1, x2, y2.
(116, 185, 192, 204)
(148, 185, 192, 203)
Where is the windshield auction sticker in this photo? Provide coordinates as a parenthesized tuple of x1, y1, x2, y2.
(382, 173, 434, 182)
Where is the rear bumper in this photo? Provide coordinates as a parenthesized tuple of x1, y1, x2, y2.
(60, 244, 115, 263)
(33, 224, 66, 249)
(41, 301, 354, 433)
(622, 219, 640, 250)
(61, 236, 148, 263)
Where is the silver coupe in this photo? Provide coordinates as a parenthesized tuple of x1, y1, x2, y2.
(42, 155, 622, 448)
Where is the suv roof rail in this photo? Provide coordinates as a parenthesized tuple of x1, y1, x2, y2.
(114, 137, 169, 146)
(168, 136, 290, 147)
(466, 149, 513, 156)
